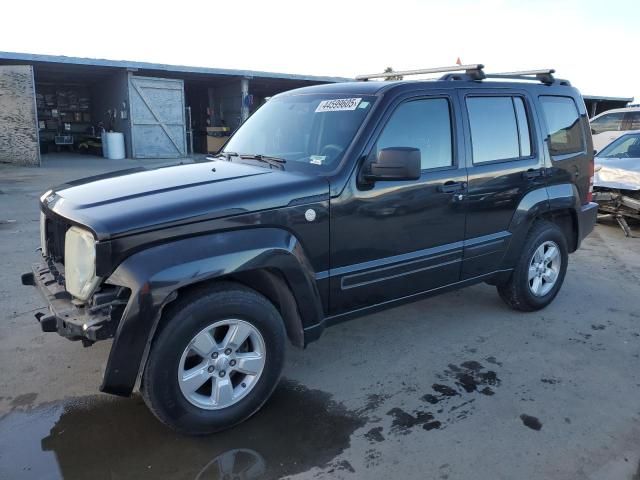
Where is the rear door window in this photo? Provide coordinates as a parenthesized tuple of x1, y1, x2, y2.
(466, 96, 532, 163)
(539, 96, 585, 156)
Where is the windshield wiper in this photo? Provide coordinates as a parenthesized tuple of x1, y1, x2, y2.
(208, 151, 239, 162)
(239, 154, 287, 169)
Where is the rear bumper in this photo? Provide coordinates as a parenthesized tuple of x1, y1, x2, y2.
(576, 201, 598, 247)
(22, 262, 112, 343)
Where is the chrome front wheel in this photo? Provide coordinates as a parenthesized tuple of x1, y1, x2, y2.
(178, 319, 266, 410)
(142, 283, 286, 434)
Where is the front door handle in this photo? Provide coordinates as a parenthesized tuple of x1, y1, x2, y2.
(438, 181, 467, 193)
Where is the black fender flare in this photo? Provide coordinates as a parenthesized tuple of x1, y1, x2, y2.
(100, 227, 323, 396)
(502, 183, 581, 269)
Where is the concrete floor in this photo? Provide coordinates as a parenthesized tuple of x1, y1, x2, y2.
(1, 155, 639, 480)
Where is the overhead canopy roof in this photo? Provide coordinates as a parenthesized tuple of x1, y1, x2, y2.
(582, 95, 633, 117)
(583, 95, 633, 103)
(0, 51, 350, 85)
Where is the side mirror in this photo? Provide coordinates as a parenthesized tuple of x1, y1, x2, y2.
(365, 147, 421, 181)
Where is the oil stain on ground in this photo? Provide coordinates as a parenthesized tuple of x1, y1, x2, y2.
(430, 360, 501, 402)
(0, 380, 365, 480)
(380, 360, 502, 437)
(364, 426, 385, 443)
(387, 408, 441, 434)
(520, 414, 543, 431)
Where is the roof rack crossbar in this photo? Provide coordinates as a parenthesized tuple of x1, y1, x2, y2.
(356, 64, 485, 81)
(486, 69, 559, 85)
(490, 69, 556, 76)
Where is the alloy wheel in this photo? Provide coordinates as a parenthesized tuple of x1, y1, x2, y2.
(528, 240, 561, 297)
(178, 319, 266, 410)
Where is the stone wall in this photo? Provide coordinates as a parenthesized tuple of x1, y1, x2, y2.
(0, 65, 40, 166)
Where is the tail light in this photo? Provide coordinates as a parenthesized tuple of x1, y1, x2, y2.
(586, 157, 595, 203)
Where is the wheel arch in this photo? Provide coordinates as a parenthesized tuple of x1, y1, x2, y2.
(502, 183, 581, 269)
(174, 268, 306, 348)
(100, 227, 324, 397)
(538, 209, 578, 253)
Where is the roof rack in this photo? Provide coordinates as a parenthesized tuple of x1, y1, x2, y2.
(485, 69, 568, 86)
(355, 64, 485, 81)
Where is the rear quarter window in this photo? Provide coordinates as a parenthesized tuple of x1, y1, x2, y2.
(539, 96, 585, 156)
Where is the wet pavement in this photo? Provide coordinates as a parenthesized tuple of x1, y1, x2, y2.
(2, 156, 640, 479)
(0, 381, 364, 480)
(0, 359, 509, 479)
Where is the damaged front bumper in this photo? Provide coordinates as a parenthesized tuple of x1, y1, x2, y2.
(22, 260, 124, 345)
(593, 189, 640, 237)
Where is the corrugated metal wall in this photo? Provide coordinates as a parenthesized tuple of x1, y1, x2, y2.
(0, 65, 40, 166)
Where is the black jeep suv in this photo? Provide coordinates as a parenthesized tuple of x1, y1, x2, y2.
(23, 65, 598, 434)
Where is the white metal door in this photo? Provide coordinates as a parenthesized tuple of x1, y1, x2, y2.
(128, 75, 186, 158)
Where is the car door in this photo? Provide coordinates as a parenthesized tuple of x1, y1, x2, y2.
(459, 89, 545, 279)
(329, 92, 468, 315)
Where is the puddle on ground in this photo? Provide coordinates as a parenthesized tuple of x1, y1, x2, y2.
(0, 380, 365, 480)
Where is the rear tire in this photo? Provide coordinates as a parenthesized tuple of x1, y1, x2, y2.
(141, 282, 286, 435)
(497, 221, 568, 312)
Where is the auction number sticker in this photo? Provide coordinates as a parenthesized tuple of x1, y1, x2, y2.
(316, 98, 362, 112)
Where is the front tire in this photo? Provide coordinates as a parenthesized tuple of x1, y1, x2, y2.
(497, 221, 568, 312)
(141, 282, 286, 435)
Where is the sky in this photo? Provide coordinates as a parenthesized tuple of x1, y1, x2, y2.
(2, 0, 638, 101)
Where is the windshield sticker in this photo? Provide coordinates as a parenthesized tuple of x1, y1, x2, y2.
(315, 98, 362, 113)
(310, 155, 326, 165)
(358, 101, 370, 109)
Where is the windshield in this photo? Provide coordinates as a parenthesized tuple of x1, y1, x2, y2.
(223, 94, 376, 172)
(598, 133, 640, 158)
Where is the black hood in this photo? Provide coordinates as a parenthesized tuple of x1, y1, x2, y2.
(43, 160, 329, 240)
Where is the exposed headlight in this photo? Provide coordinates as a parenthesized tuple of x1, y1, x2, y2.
(65, 226, 100, 301)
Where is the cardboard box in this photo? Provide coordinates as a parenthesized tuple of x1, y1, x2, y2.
(206, 126, 231, 137)
(207, 135, 230, 153)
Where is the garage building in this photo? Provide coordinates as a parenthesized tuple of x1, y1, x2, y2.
(583, 95, 633, 118)
(0, 52, 346, 166)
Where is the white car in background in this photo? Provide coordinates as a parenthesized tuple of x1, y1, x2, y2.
(590, 105, 640, 152)
(593, 131, 640, 236)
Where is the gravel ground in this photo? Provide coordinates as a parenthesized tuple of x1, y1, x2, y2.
(1, 154, 639, 480)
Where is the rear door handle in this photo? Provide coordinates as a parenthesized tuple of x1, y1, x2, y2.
(522, 168, 545, 180)
(438, 181, 467, 193)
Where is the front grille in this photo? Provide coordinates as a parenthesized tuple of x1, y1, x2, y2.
(44, 215, 71, 264)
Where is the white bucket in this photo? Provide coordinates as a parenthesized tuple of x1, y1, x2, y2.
(103, 132, 125, 160)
